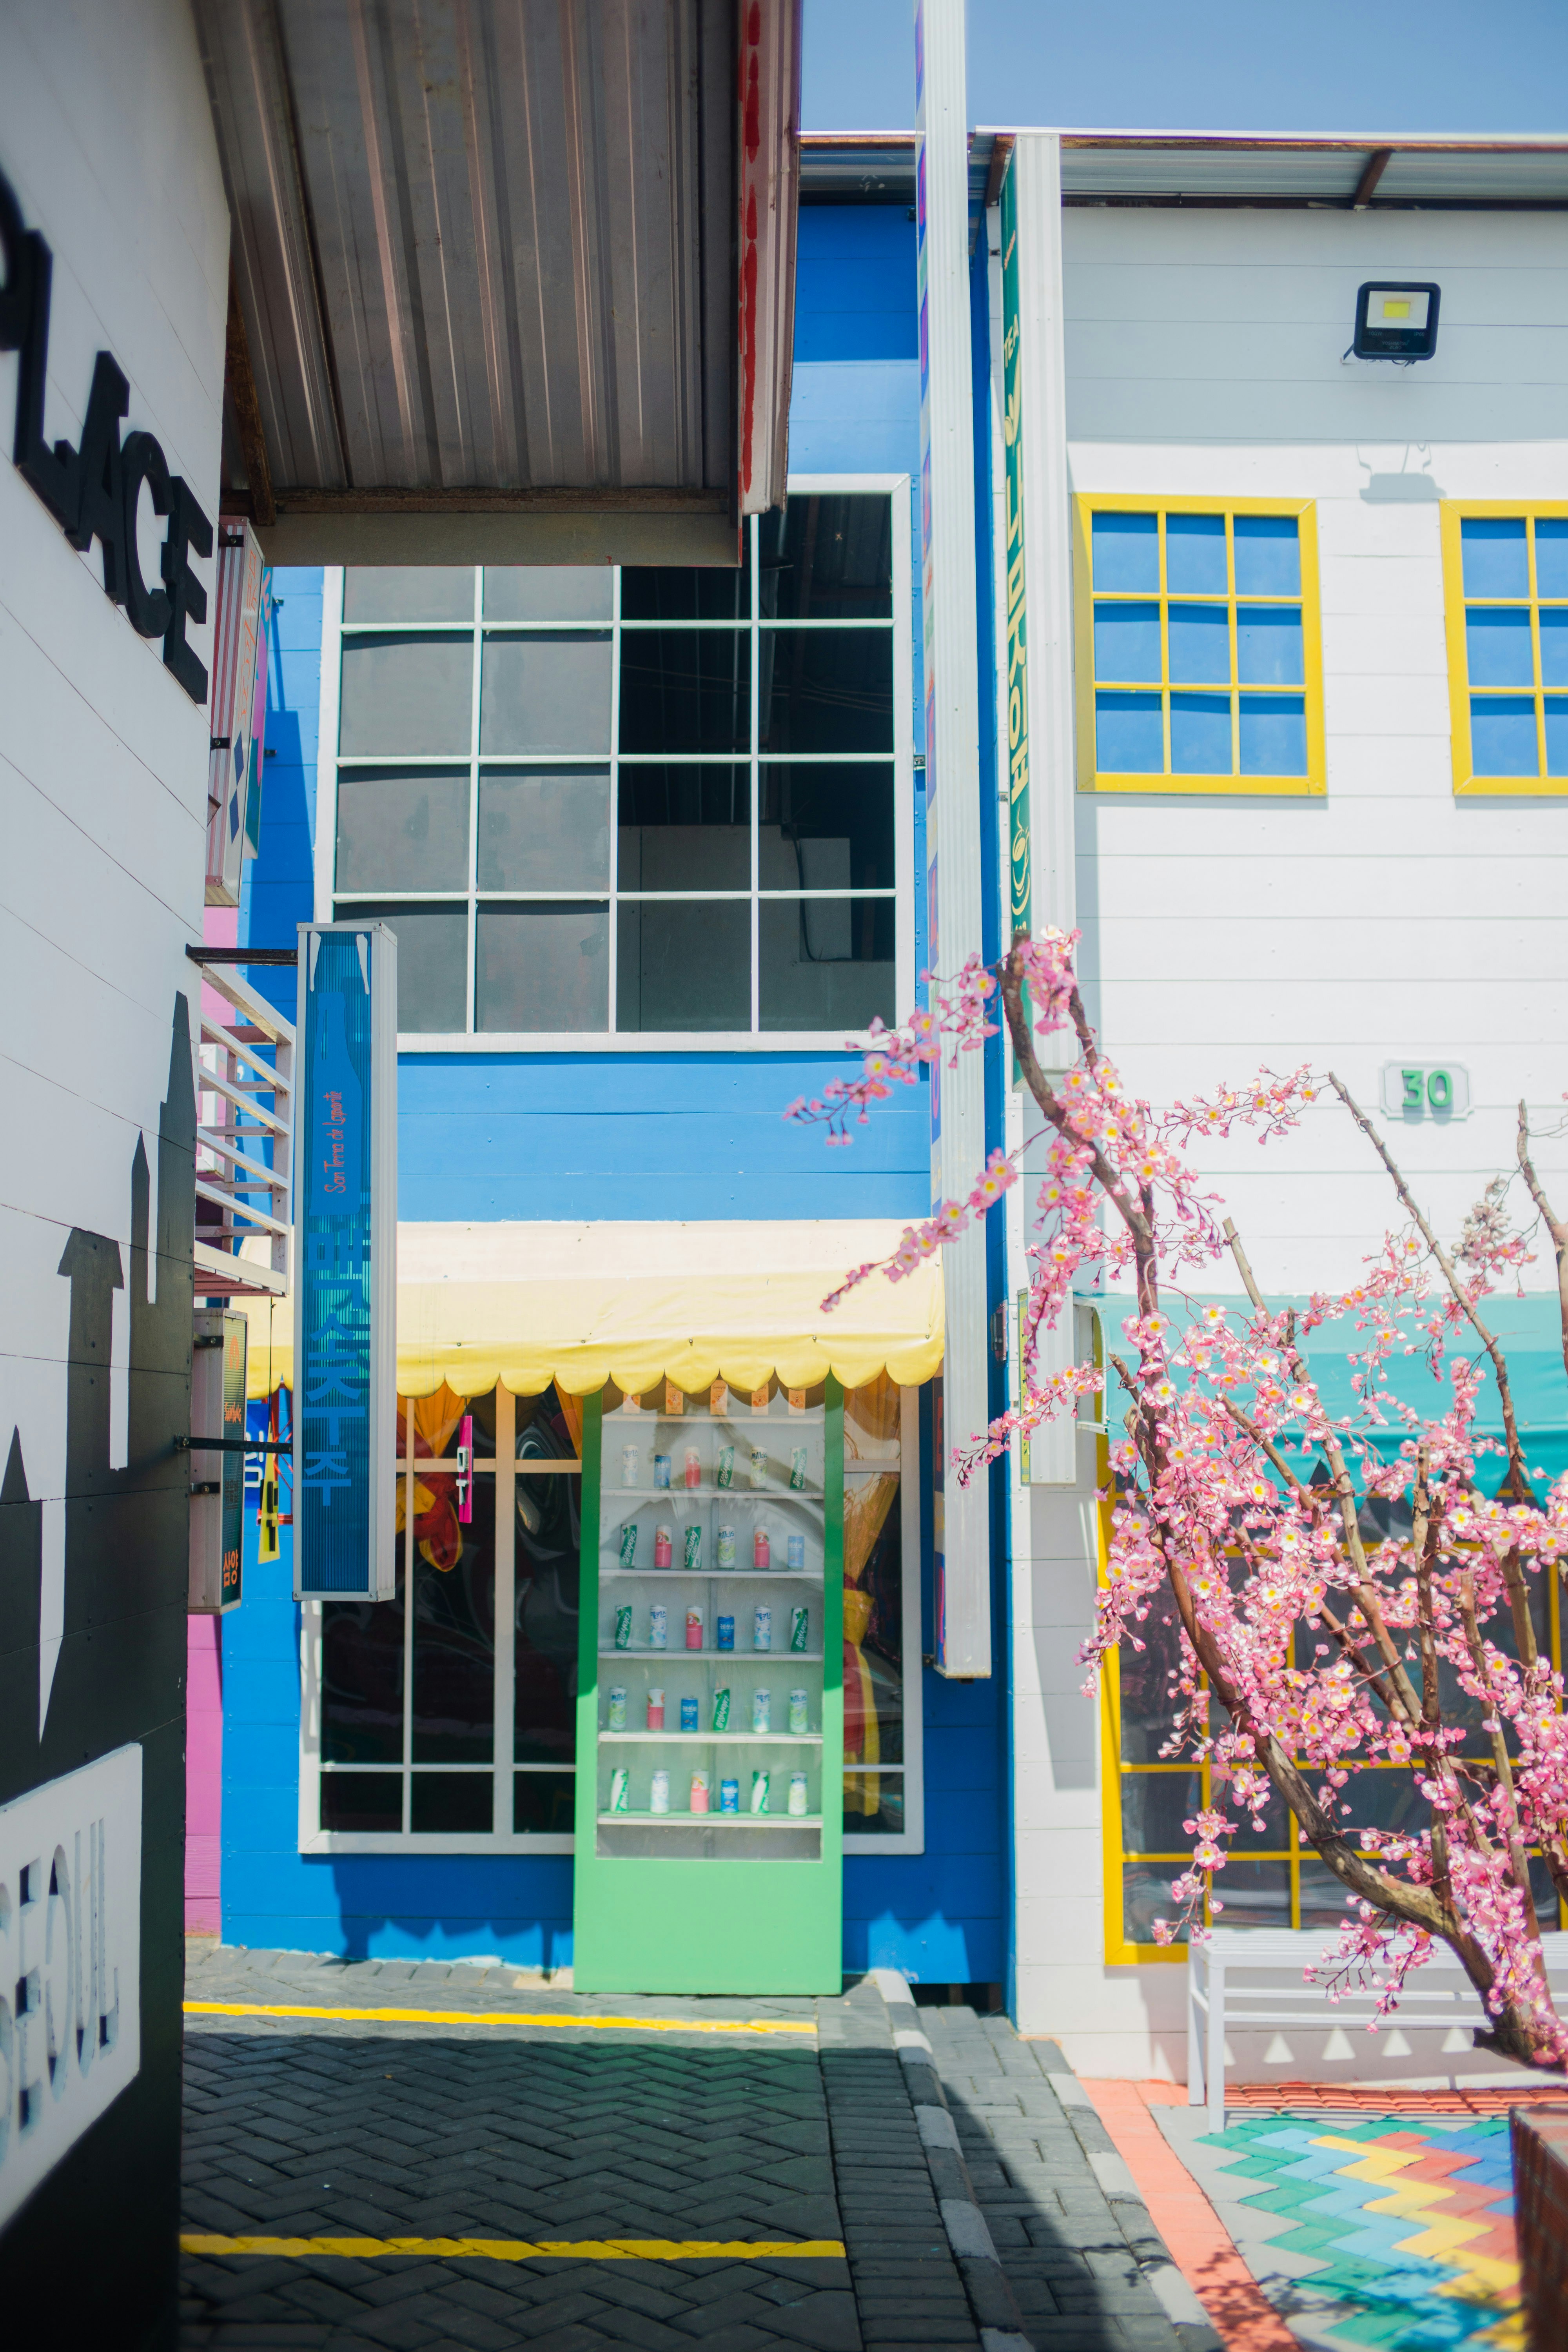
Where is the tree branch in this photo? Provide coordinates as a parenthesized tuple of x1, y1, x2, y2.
(1518, 1098, 1568, 1392)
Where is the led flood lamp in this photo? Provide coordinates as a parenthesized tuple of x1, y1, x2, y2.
(1352, 281, 1441, 362)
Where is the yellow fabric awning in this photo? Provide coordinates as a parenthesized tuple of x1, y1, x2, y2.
(238, 1220, 942, 1401)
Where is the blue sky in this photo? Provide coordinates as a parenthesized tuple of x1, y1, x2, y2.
(802, 0, 1568, 133)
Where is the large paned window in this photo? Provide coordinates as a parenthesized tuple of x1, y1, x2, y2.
(1442, 504, 1568, 793)
(300, 1379, 924, 1853)
(319, 480, 913, 1040)
(1102, 1499, 1562, 1962)
(1073, 496, 1324, 795)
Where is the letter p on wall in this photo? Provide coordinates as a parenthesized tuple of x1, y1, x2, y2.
(0, 1745, 142, 2225)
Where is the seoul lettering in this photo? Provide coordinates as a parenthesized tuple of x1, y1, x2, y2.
(0, 162, 212, 703)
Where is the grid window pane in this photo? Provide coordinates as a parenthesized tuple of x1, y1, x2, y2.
(1167, 604, 1229, 684)
(843, 1774, 904, 1836)
(616, 897, 751, 1031)
(411, 1477, 495, 1762)
(1118, 1611, 1184, 1763)
(1216, 1859, 1291, 1927)
(1471, 695, 1539, 776)
(1236, 606, 1304, 686)
(322, 1585, 405, 1763)
(1096, 691, 1162, 772)
(1298, 1860, 1350, 1930)
(758, 764, 896, 894)
(1539, 608, 1568, 689)
(411, 1774, 492, 1832)
(476, 903, 609, 1032)
(1121, 1772, 1200, 1853)
(339, 902, 467, 1032)
(321, 1773, 401, 1832)
(618, 764, 750, 890)
(1232, 515, 1300, 597)
(760, 629, 893, 754)
(1165, 513, 1227, 595)
(1170, 693, 1230, 775)
(341, 633, 473, 754)
(1239, 694, 1307, 776)
(481, 633, 613, 755)
(1094, 602, 1160, 683)
(345, 568, 473, 624)
(621, 541, 751, 621)
(620, 630, 750, 753)
(1546, 698, 1568, 775)
(1537, 518, 1568, 599)
(760, 494, 893, 619)
(484, 566, 612, 623)
(336, 768, 470, 893)
(758, 897, 895, 1031)
(1461, 515, 1529, 599)
(1123, 1862, 1187, 1944)
(514, 1773, 576, 1832)
(1092, 510, 1158, 593)
(477, 769, 610, 892)
(1466, 606, 1534, 689)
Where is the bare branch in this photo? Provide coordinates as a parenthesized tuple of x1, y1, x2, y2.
(1518, 1098, 1568, 1391)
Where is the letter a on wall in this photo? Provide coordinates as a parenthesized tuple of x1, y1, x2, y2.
(293, 922, 397, 1599)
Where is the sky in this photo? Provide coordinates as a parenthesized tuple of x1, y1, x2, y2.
(801, 0, 1568, 134)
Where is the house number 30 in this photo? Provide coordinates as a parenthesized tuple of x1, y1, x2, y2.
(1379, 1062, 1471, 1120)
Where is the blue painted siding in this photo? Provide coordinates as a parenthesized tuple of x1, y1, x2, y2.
(218, 211, 1011, 1986)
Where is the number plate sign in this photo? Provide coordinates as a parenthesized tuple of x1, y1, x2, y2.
(1380, 1062, 1471, 1119)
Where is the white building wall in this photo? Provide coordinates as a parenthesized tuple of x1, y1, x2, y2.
(1005, 190, 1568, 2076)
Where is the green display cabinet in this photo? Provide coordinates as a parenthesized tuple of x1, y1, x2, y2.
(572, 1381, 844, 1994)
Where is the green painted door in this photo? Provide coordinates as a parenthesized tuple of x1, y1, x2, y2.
(572, 1381, 844, 1994)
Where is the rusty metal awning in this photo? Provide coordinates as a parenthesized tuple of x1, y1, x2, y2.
(197, 0, 800, 567)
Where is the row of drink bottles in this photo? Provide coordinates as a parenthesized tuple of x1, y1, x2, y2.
(617, 1523, 806, 1572)
(623, 1443, 811, 1493)
(607, 1766, 811, 1818)
(613, 1602, 809, 1652)
(606, 1687, 811, 1735)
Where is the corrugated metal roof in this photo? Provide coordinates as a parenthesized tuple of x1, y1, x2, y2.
(198, 0, 800, 550)
(800, 131, 1568, 211)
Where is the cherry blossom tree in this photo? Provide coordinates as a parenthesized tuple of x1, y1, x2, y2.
(788, 932, 1568, 2074)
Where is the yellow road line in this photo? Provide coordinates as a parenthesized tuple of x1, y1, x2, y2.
(181, 2235, 846, 2262)
(183, 2000, 816, 2036)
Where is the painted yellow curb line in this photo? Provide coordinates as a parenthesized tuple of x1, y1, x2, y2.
(181, 2235, 846, 2262)
(183, 2000, 817, 2036)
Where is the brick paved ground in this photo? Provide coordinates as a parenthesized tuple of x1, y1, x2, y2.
(180, 1945, 968, 2352)
(916, 2007, 1204, 2352)
(179, 1947, 1201, 2352)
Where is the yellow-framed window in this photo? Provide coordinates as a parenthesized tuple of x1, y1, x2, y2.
(1100, 1519, 1565, 1966)
(1442, 502, 1568, 794)
(1073, 495, 1325, 797)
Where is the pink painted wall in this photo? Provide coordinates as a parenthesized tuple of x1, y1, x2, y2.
(186, 1613, 223, 1934)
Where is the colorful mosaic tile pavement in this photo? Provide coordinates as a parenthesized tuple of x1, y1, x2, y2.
(1200, 2111, 1521, 2350)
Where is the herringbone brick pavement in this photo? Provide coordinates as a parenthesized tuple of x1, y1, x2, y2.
(179, 1949, 956, 2352)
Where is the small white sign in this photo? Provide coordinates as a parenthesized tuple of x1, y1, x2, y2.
(0, 1744, 142, 2225)
(1380, 1062, 1471, 1120)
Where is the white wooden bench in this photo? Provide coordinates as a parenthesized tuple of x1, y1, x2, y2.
(1187, 1928, 1568, 2131)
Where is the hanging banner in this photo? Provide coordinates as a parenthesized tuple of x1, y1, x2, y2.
(206, 523, 272, 907)
(1000, 157, 1030, 942)
(293, 923, 397, 1600)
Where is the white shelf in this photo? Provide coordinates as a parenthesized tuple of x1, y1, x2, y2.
(599, 1569, 822, 1583)
(598, 1731, 823, 1746)
(596, 1811, 822, 1829)
(607, 1486, 821, 1503)
(597, 1648, 825, 1662)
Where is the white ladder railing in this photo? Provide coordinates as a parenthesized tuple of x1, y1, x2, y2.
(190, 952, 294, 1299)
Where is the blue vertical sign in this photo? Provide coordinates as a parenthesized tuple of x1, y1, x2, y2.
(293, 923, 397, 1599)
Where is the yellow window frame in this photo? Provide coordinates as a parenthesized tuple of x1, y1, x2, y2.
(1073, 494, 1325, 797)
(1441, 499, 1568, 796)
(1098, 1505, 1565, 1967)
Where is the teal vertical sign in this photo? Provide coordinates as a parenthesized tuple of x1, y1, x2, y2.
(294, 923, 397, 1599)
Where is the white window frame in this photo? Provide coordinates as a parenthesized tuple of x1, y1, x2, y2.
(313, 474, 914, 1050)
(300, 1383, 925, 1856)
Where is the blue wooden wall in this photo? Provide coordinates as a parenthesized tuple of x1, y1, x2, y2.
(220, 206, 1008, 1985)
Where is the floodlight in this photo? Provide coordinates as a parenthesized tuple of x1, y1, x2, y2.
(1352, 282, 1441, 362)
